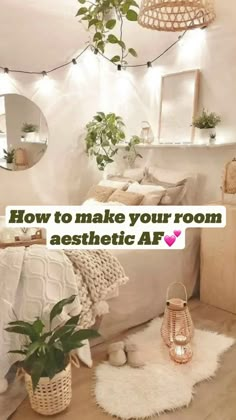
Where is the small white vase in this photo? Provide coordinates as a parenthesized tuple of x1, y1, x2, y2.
(198, 128, 216, 144)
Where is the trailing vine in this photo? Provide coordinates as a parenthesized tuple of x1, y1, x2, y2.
(76, 0, 139, 65)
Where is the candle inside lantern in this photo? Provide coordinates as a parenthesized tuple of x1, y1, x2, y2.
(169, 334, 193, 364)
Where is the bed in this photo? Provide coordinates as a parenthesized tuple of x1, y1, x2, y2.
(83, 165, 200, 338)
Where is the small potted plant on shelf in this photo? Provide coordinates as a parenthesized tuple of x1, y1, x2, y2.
(21, 122, 39, 143)
(192, 108, 221, 144)
(5, 295, 99, 416)
(3, 148, 15, 170)
(123, 135, 143, 168)
(85, 112, 126, 171)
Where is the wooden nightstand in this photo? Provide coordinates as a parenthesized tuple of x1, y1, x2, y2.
(200, 204, 236, 314)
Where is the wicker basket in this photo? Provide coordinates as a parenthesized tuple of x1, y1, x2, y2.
(161, 282, 194, 347)
(25, 363, 72, 416)
(138, 0, 216, 32)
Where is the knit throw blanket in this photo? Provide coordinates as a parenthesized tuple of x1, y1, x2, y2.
(0, 246, 128, 382)
(64, 250, 129, 328)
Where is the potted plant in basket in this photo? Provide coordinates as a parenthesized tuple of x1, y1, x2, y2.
(192, 108, 221, 144)
(21, 122, 39, 143)
(5, 295, 100, 416)
(85, 112, 126, 171)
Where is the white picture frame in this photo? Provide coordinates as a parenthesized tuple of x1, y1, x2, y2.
(158, 69, 200, 144)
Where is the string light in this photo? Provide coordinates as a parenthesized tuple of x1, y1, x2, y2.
(0, 18, 206, 83)
(0, 28, 192, 79)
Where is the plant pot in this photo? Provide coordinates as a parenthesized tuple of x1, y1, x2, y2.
(24, 363, 72, 416)
(198, 128, 216, 144)
(24, 132, 38, 143)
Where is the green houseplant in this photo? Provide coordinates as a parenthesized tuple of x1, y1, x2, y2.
(123, 135, 143, 167)
(22, 123, 39, 133)
(21, 123, 39, 143)
(192, 109, 221, 143)
(85, 112, 126, 170)
(6, 295, 99, 415)
(76, 0, 139, 66)
(3, 148, 15, 164)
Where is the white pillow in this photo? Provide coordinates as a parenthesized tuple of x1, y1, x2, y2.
(127, 182, 165, 195)
(99, 179, 128, 190)
(122, 168, 145, 182)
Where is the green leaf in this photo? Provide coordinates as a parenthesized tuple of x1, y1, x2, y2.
(64, 314, 80, 326)
(107, 34, 118, 44)
(118, 40, 126, 49)
(128, 48, 138, 57)
(126, 9, 138, 21)
(88, 18, 99, 28)
(71, 329, 100, 342)
(5, 324, 38, 341)
(31, 360, 45, 391)
(94, 115, 103, 122)
(49, 295, 77, 325)
(25, 342, 41, 360)
(32, 319, 44, 336)
(93, 32, 102, 42)
(76, 7, 88, 16)
(106, 19, 116, 29)
(78, 0, 86, 3)
(49, 325, 76, 344)
(111, 55, 121, 63)
(97, 41, 105, 53)
(8, 350, 27, 355)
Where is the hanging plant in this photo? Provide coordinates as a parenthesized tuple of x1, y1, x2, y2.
(76, 0, 139, 65)
(85, 112, 125, 171)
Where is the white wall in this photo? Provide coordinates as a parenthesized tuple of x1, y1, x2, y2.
(0, 0, 236, 213)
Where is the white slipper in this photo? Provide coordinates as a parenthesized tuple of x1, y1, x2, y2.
(108, 341, 127, 367)
(125, 343, 145, 368)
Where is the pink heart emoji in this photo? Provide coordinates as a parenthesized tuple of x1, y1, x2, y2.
(164, 235, 176, 247)
(174, 230, 182, 238)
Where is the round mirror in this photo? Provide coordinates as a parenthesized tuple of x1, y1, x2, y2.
(0, 94, 48, 171)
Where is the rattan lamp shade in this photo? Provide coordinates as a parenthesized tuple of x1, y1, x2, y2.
(138, 0, 216, 32)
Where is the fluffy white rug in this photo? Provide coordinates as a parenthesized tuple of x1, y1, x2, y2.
(95, 318, 235, 419)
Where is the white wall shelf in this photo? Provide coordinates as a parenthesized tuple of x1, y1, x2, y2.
(118, 142, 236, 150)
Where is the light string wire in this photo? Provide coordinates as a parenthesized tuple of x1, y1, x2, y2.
(0, 31, 188, 76)
(0, 11, 204, 76)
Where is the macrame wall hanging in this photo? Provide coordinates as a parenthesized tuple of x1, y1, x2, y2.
(138, 0, 216, 32)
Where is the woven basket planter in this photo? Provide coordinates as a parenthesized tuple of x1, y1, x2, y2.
(138, 0, 216, 32)
(25, 363, 72, 416)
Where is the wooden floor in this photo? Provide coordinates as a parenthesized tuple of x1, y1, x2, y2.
(11, 300, 236, 420)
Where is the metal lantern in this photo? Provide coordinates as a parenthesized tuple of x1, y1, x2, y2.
(138, 0, 216, 32)
(169, 334, 193, 364)
(161, 282, 194, 347)
(222, 158, 236, 202)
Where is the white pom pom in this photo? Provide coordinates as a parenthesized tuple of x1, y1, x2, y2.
(0, 378, 8, 393)
(94, 301, 109, 317)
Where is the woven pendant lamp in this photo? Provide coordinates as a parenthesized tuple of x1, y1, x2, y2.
(138, 0, 216, 32)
